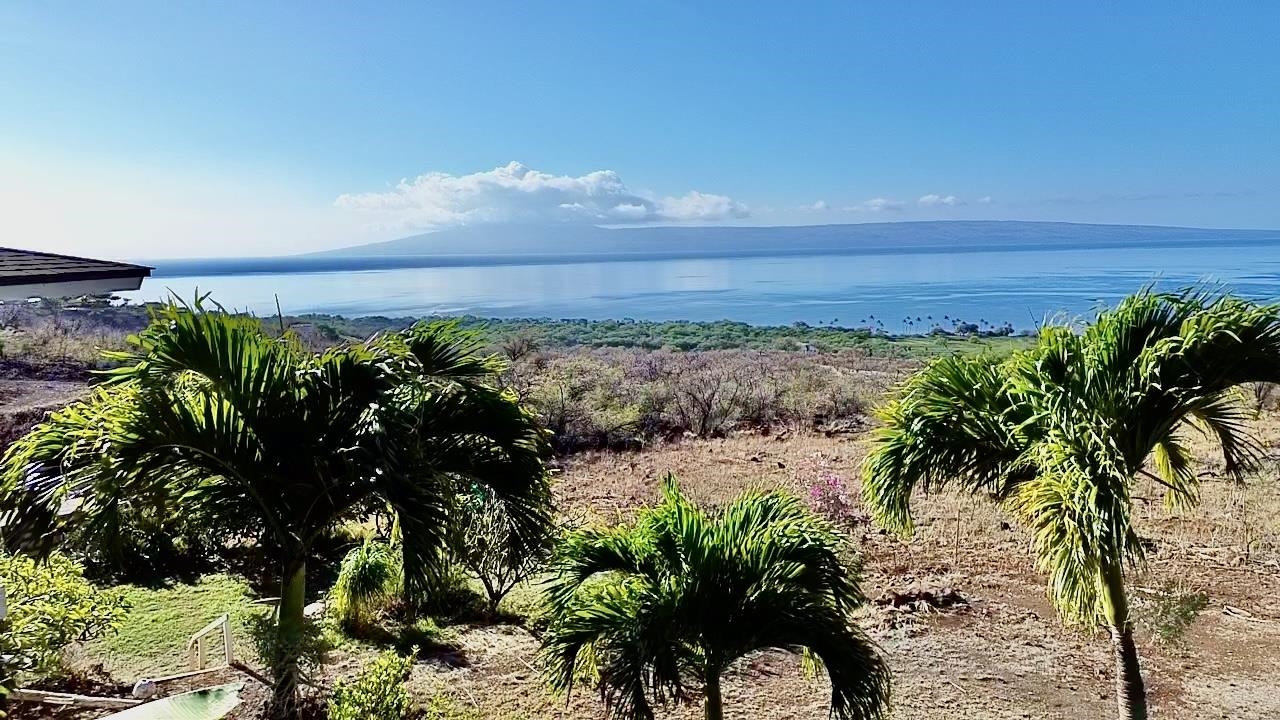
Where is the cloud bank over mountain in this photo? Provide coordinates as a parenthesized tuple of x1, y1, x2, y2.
(335, 162, 749, 230)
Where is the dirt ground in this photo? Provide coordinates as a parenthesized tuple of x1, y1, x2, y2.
(0, 377, 85, 446)
(402, 431, 1280, 720)
(7, 389, 1279, 718)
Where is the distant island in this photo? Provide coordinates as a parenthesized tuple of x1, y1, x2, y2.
(148, 220, 1280, 278)
(320, 220, 1280, 257)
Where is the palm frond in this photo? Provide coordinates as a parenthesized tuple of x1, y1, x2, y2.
(397, 320, 506, 381)
(1149, 434, 1198, 509)
(540, 478, 888, 719)
(861, 353, 1031, 534)
(394, 383, 552, 553)
(1186, 391, 1264, 482)
(748, 597, 890, 720)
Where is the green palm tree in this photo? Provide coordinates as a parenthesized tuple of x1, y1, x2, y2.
(861, 290, 1280, 720)
(540, 476, 890, 720)
(0, 302, 551, 716)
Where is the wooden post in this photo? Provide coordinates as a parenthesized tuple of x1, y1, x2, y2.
(222, 615, 234, 664)
(186, 614, 232, 670)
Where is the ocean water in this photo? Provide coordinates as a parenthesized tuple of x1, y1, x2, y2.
(126, 241, 1280, 333)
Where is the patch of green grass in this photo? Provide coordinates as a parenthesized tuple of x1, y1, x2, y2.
(324, 613, 459, 659)
(423, 692, 484, 720)
(496, 581, 545, 625)
(83, 574, 262, 680)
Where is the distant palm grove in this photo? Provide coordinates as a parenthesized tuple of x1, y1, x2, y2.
(1, 288, 1277, 720)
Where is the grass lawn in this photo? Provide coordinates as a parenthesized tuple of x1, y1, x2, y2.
(82, 574, 263, 681)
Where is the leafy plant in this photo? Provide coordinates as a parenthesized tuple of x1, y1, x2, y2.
(327, 651, 415, 720)
(332, 539, 402, 631)
(0, 551, 127, 707)
(448, 485, 555, 616)
(808, 472, 865, 529)
(1137, 581, 1210, 645)
(102, 682, 243, 720)
(862, 288, 1280, 720)
(1, 303, 552, 716)
(246, 610, 330, 691)
(540, 476, 890, 720)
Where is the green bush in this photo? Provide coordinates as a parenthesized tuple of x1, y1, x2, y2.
(413, 565, 487, 622)
(327, 650, 415, 720)
(331, 539, 402, 631)
(526, 355, 642, 450)
(0, 552, 127, 704)
(1138, 581, 1210, 645)
(246, 611, 330, 688)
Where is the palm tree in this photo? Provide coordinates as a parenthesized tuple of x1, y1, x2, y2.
(540, 476, 890, 720)
(861, 289, 1280, 720)
(0, 302, 551, 716)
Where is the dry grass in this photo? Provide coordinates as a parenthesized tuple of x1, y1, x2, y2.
(414, 420, 1280, 720)
(49, 417, 1280, 719)
(16, 334, 1279, 719)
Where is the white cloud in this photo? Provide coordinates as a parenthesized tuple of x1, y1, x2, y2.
(845, 197, 905, 212)
(918, 193, 961, 207)
(335, 161, 748, 229)
(977, 195, 993, 204)
(809, 200, 828, 211)
(659, 190, 750, 221)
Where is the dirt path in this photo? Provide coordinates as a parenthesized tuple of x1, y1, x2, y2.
(0, 377, 86, 445)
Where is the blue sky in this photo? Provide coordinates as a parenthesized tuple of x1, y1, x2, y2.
(2, 2, 1277, 258)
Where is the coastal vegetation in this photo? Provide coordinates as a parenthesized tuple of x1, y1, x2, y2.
(0, 297, 1025, 367)
(862, 290, 1280, 719)
(2, 302, 551, 716)
(0, 289, 1277, 719)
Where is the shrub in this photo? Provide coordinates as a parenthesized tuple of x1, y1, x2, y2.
(667, 352, 755, 437)
(247, 610, 330, 697)
(808, 472, 866, 529)
(331, 539, 403, 631)
(0, 552, 127, 704)
(61, 499, 236, 584)
(1138, 581, 1210, 645)
(327, 650, 415, 720)
(413, 564, 487, 622)
(505, 346, 910, 447)
(525, 355, 642, 451)
(447, 487, 555, 616)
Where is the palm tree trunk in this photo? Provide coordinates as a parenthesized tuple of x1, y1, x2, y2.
(270, 556, 308, 718)
(704, 670, 724, 720)
(1099, 560, 1147, 720)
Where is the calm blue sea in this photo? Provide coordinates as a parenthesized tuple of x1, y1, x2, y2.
(125, 241, 1280, 333)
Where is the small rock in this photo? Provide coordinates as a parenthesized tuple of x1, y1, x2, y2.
(303, 600, 326, 618)
(132, 679, 158, 699)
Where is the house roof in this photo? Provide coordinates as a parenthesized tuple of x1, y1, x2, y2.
(0, 248, 152, 287)
(0, 248, 151, 299)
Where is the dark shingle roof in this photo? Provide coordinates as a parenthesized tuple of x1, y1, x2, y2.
(0, 248, 152, 287)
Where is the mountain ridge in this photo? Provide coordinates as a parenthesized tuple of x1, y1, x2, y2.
(313, 220, 1280, 258)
